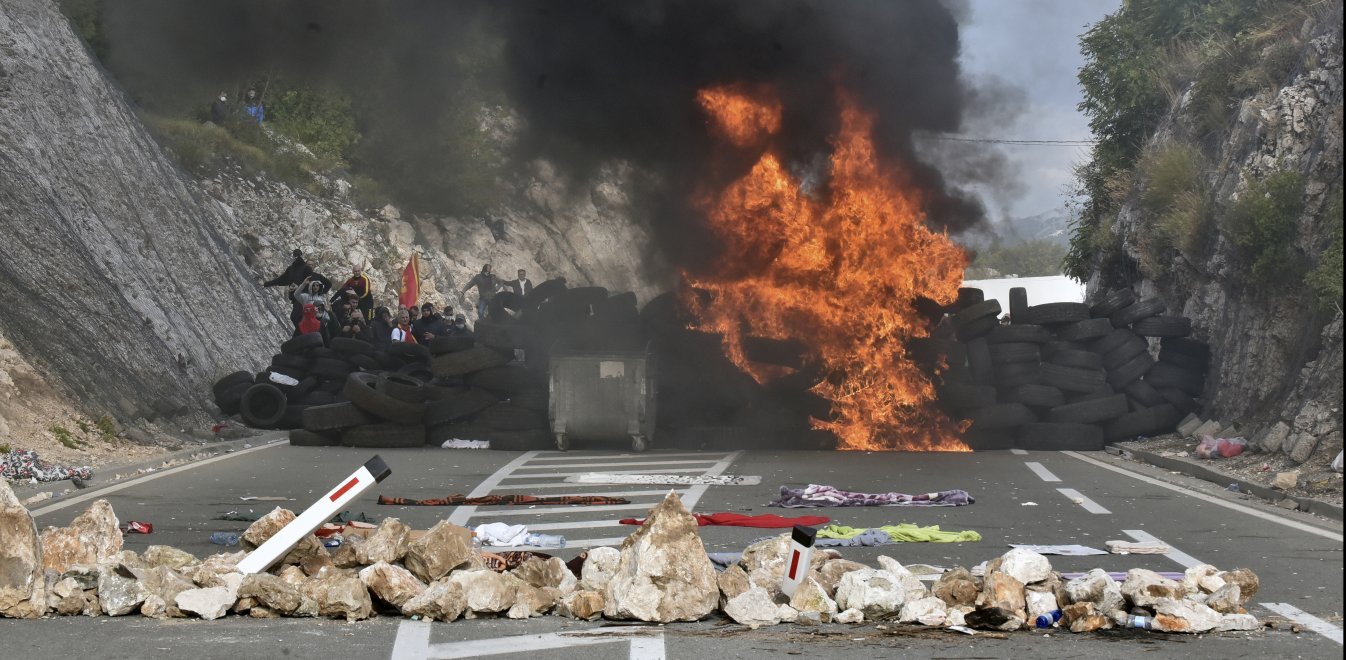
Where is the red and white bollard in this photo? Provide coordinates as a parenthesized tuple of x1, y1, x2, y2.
(779, 525, 817, 598)
(236, 455, 391, 575)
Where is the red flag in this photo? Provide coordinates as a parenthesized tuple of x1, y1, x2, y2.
(398, 254, 419, 310)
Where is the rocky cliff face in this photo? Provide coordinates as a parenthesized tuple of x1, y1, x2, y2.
(1096, 7, 1343, 463)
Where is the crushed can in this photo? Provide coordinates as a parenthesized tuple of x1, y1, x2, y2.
(123, 521, 153, 534)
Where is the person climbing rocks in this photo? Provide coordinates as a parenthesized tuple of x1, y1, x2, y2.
(210, 91, 229, 124)
(391, 309, 417, 343)
(338, 264, 374, 320)
(264, 249, 328, 290)
(509, 268, 533, 297)
(243, 88, 265, 124)
(461, 263, 501, 320)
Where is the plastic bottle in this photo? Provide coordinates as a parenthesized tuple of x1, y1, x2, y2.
(209, 531, 240, 546)
(470, 532, 482, 552)
(1126, 615, 1154, 630)
(1034, 610, 1063, 628)
(524, 533, 566, 548)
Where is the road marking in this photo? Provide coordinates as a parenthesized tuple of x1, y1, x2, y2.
(1057, 488, 1111, 514)
(390, 621, 665, 659)
(1010, 449, 1028, 455)
(446, 451, 541, 526)
(31, 440, 287, 518)
(1064, 451, 1344, 542)
(526, 519, 627, 531)
(501, 467, 713, 478)
(512, 459, 720, 470)
(1260, 602, 1344, 645)
(476, 487, 691, 498)
(528, 452, 729, 462)
(489, 481, 698, 490)
(681, 451, 742, 511)
(1122, 529, 1203, 568)
(1024, 462, 1061, 482)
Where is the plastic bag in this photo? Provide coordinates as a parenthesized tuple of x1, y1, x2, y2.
(1333, 450, 1343, 473)
(1195, 435, 1246, 459)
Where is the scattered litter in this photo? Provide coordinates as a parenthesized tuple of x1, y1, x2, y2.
(948, 625, 977, 635)
(566, 473, 762, 486)
(1332, 451, 1343, 473)
(267, 372, 299, 387)
(441, 439, 490, 449)
(239, 496, 291, 501)
(214, 511, 262, 522)
(1008, 544, 1107, 556)
(322, 537, 343, 548)
(1105, 540, 1170, 554)
(380, 493, 630, 506)
(209, 531, 240, 546)
(71, 476, 88, 489)
(768, 484, 973, 508)
(470, 523, 563, 547)
(815, 523, 981, 545)
(121, 521, 153, 534)
(1195, 435, 1246, 459)
(20, 491, 53, 506)
(1226, 483, 1240, 492)
(1, 449, 93, 482)
(618, 512, 830, 528)
(1021, 502, 1038, 506)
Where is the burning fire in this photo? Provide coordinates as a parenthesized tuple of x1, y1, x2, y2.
(684, 85, 969, 451)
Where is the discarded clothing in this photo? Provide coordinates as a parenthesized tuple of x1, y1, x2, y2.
(815, 529, 893, 547)
(815, 523, 981, 545)
(481, 551, 556, 572)
(566, 473, 762, 486)
(474, 522, 529, 546)
(441, 439, 490, 449)
(618, 512, 831, 528)
(379, 493, 630, 506)
(1105, 540, 1171, 554)
(707, 552, 743, 570)
(1, 449, 93, 483)
(767, 484, 974, 508)
(213, 511, 263, 522)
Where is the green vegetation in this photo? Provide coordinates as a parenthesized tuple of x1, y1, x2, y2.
(95, 415, 118, 441)
(972, 239, 1069, 278)
(58, 0, 108, 60)
(1135, 143, 1209, 278)
(268, 85, 360, 165)
(0, 443, 11, 454)
(49, 425, 84, 450)
(144, 115, 313, 187)
(1304, 190, 1343, 310)
(1227, 169, 1306, 288)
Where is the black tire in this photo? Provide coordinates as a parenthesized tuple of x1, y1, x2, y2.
(1057, 318, 1113, 342)
(271, 353, 311, 371)
(277, 405, 308, 430)
(962, 427, 1015, 450)
(524, 278, 568, 307)
(1042, 363, 1107, 393)
(1065, 387, 1115, 404)
(388, 342, 432, 362)
(1015, 423, 1104, 451)
(467, 366, 542, 395)
(488, 291, 525, 322)
(317, 378, 346, 395)
(473, 319, 527, 351)
(1047, 349, 1103, 370)
(1046, 393, 1128, 424)
(302, 401, 379, 432)
(1104, 404, 1181, 441)
(1111, 298, 1166, 327)
(341, 423, 426, 449)
(475, 403, 547, 431)
(952, 300, 1001, 329)
(955, 315, 999, 342)
(487, 429, 553, 451)
(995, 361, 1044, 388)
(1158, 349, 1208, 371)
(213, 371, 255, 400)
(331, 337, 374, 356)
(301, 390, 338, 406)
(311, 357, 354, 380)
(432, 345, 513, 378)
(348, 353, 380, 371)
(344, 372, 426, 422)
(1106, 352, 1156, 389)
(987, 325, 1051, 344)
(1089, 288, 1135, 318)
(424, 388, 499, 426)
(989, 342, 1041, 365)
(966, 338, 996, 387)
(1102, 336, 1149, 369)
(999, 384, 1064, 409)
(289, 377, 319, 401)
(1160, 337, 1211, 359)
(376, 352, 401, 371)
(1145, 362, 1205, 396)
(215, 382, 251, 416)
(429, 336, 476, 355)
(1008, 287, 1028, 322)
(425, 383, 469, 401)
(938, 384, 998, 411)
(1133, 315, 1192, 338)
(1042, 340, 1087, 358)
(1019, 302, 1089, 325)
(1123, 379, 1166, 407)
(907, 338, 967, 370)
(306, 347, 338, 359)
(289, 428, 341, 447)
(1156, 387, 1199, 414)
(397, 362, 435, 383)
(1090, 328, 1137, 355)
(280, 333, 323, 355)
(509, 388, 550, 413)
(377, 373, 426, 403)
(239, 384, 288, 428)
(953, 287, 986, 311)
(965, 403, 1036, 430)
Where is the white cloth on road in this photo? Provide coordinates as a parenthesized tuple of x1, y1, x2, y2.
(473, 523, 529, 547)
(565, 473, 761, 485)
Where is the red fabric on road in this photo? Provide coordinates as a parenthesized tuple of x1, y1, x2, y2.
(618, 512, 830, 528)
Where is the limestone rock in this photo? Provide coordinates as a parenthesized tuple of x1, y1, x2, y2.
(357, 518, 411, 565)
(834, 569, 904, 619)
(188, 552, 245, 587)
(816, 559, 868, 597)
(176, 587, 235, 620)
(717, 563, 751, 609)
(359, 562, 427, 608)
(945, 606, 969, 628)
(1182, 564, 1225, 594)
(602, 492, 717, 623)
(1025, 590, 1060, 621)
(724, 587, 782, 628)
(898, 596, 948, 626)
(1206, 583, 1242, 614)
(97, 564, 147, 616)
(1061, 601, 1095, 626)
(449, 569, 524, 615)
(140, 594, 167, 619)
(556, 590, 605, 621)
(507, 583, 558, 619)
(403, 520, 473, 583)
(933, 567, 979, 607)
(0, 480, 46, 618)
(300, 550, 335, 577)
(976, 572, 1026, 615)
(511, 557, 577, 594)
(40, 499, 122, 573)
(278, 565, 308, 588)
(876, 556, 929, 599)
(1121, 569, 1187, 608)
(301, 567, 373, 622)
(834, 608, 864, 624)
(992, 548, 1052, 585)
(1065, 568, 1124, 612)
(238, 573, 314, 616)
(143, 546, 197, 571)
(1257, 421, 1292, 453)
(1153, 597, 1222, 633)
(241, 507, 296, 549)
(401, 578, 467, 621)
(331, 538, 364, 569)
(789, 577, 838, 620)
(1217, 568, 1259, 604)
(136, 565, 196, 618)
(249, 606, 280, 618)
(1287, 433, 1319, 464)
(1217, 613, 1260, 631)
(579, 546, 621, 592)
(777, 603, 799, 623)
(52, 581, 89, 616)
(1272, 470, 1300, 490)
(1070, 612, 1112, 633)
(740, 534, 827, 598)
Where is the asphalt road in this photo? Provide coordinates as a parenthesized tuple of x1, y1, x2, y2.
(5, 441, 1342, 660)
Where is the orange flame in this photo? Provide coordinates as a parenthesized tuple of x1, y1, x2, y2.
(684, 87, 970, 451)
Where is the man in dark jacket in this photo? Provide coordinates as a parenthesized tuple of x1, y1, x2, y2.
(264, 249, 329, 290)
(210, 92, 229, 124)
(414, 302, 449, 343)
(461, 264, 501, 320)
(509, 269, 534, 297)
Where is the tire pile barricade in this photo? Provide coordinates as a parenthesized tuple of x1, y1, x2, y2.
(211, 278, 644, 450)
(910, 287, 1211, 451)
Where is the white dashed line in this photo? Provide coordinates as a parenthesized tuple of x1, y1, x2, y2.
(1260, 603, 1344, 645)
(1057, 488, 1111, 514)
(1024, 462, 1061, 482)
(1122, 529, 1203, 568)
(1010, 449, 1028, 455)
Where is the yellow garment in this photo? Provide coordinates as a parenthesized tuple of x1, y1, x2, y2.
(816, 522, 981, 543)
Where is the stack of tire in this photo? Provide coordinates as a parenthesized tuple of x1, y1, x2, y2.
(910, 287, 1208, 451)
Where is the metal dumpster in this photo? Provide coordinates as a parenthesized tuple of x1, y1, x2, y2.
(548, 348, 657, 451)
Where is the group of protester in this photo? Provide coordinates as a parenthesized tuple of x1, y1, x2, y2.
(263, 249, 534, 348)
(210, 87, 265, 125)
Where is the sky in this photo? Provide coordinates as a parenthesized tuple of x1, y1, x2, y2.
(953, 0, 1121, 222)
